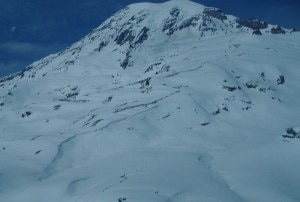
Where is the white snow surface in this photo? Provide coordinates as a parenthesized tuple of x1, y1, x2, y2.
(0, 1, 300, 201)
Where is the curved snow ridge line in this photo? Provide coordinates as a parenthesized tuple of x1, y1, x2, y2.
(195, 155, 245, 202)
(96, 105, 158, 132)
(66, 177, 89, 194)
(114, 90, 180, 113)
(39, 132, 84, 180)
(71, 89, 174, 129)
(65, 152, 245, 202)
(164, 61, 209, 78)
(165, 187, 244, 202)
(39, 105, 159, 180)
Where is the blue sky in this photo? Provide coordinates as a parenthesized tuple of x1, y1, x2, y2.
(0, 0, 299, 77)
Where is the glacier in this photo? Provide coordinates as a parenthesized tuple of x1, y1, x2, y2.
(0, 0, 300, 201)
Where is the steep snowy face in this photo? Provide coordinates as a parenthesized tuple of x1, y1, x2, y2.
(1, 1, 300, 202)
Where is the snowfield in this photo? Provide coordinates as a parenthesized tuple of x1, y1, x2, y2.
(1, 0, 300, 201)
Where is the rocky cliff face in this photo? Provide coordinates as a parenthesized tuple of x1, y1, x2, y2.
(0, 1, 300, 202)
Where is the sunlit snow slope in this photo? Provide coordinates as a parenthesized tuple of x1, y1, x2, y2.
(1, 1, 300, 201)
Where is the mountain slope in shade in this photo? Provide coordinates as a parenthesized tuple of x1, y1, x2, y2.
(0, 0, 300, 201)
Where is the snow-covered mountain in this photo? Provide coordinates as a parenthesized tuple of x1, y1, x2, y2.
(1, 0, 300, 201)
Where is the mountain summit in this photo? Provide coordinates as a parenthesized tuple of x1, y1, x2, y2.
(1, 1, 300, 201)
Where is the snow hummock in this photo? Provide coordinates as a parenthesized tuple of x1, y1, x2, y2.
(0, 1, 300, 202)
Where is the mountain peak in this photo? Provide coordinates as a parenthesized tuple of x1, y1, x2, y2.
(0, 1, 293, 84)
(0, 0, 294, 84)
(0, 2, 300, 201)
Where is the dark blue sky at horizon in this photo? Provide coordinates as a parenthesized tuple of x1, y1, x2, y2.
(1, 0, 300, 77)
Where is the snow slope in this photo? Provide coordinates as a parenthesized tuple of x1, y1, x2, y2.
(0, 0, 300, 201)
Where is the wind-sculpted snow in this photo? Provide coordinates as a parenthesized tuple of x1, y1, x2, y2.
(0, 0, 300, 201)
